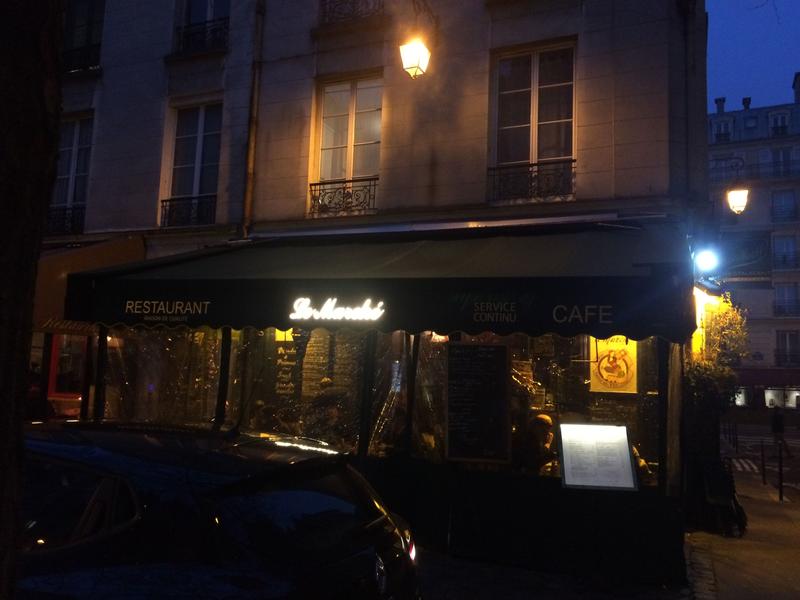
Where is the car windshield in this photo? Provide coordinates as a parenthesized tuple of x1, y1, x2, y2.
(213, 467, 383, 565)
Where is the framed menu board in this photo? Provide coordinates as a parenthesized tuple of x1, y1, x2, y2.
(559, 424, 637, 490)
(446, 344, 509, 462)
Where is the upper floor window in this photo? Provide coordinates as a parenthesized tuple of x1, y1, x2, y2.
(712, 120, 731, 143)
(773, 235, 798, 269)
(49, 118, 93, 235)
(489, 46, 575, 204)
(494, 47, 574, 166)
(744, 116, 758, 129)
(161, 104, 222, 227)
(776, 330, 800, 366)
(175, 0, 230, 55)
(310, 79, 382, 216)
(772, 190, 797, 222)
(770, 112, 789, 137)
(63, 0, 105, 73)
(772, 147, 792, 177)
(775, 283, 800, 316)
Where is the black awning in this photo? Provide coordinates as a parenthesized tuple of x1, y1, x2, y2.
(65, 222, 696, 342)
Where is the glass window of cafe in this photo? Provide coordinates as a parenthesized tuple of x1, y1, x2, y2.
(98, 326, 661, 485)
(223, 329, 662, 487)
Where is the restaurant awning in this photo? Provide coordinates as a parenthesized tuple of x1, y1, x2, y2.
(35, 236, 146, 335)
(64, 222, 696, 342)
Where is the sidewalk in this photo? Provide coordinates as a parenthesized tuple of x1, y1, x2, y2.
(416, 548, 692, 600)
(685, 440, 800, 600)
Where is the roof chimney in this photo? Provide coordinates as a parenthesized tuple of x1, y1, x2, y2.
(714, 97, 726, 114)
(794, 72, 800, 104)
(742, 97, 751, 110)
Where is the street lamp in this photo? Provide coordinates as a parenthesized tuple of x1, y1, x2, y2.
(727, 188, 749, 214)
(725, 157, 749, 214)
(400, 38, 431, 79)
(399, 0, 437, 79)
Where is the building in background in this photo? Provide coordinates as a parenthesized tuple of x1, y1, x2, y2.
(709, 74, 800, 409)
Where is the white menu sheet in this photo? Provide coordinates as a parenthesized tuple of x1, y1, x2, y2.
(559, 423, 637, 490)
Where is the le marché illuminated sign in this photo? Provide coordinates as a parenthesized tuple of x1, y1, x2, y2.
(289, 297, 385, 322)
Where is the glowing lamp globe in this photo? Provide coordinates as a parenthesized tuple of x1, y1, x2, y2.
(727, 188, 749, 214)
(694, 249, 720, 273)
(400, 38, 431, 79)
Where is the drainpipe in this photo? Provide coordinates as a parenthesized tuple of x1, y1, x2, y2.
(241, 0, 265, 238)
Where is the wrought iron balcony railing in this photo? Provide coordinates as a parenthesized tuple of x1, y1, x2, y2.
(487, 160, 576, 205)
(709, 160, 800, 183)
(320, 0, 385, 24)
(775, 351, 800, 367)
(160, 195, 216, 227)
(774, 302, 800, 317)
(773, 253, 800, 270)
(174, 18, 229, 55)
(46, 204, 86, 235)
(62, 44, 101, 73)
(714, 132, 731, 143)
(309, 178, 377, 216)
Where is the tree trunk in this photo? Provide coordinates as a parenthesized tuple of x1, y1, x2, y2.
(0, 2, 62, 597)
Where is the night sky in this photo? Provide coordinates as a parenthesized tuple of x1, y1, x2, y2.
(706, 0, 800, 112)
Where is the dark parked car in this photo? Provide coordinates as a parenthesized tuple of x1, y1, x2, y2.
(19, 423, 420, 599)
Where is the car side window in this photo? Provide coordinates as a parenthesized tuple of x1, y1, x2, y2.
(22, 458, 137, 553)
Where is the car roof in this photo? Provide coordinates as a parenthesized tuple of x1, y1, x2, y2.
(25, 422, 344, 491)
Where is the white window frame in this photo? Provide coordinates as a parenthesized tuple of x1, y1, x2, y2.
(158, 96, 223, 225)
(313, 77, 383, 183)
(53, 116, 93, 208)
(490, 43, 576, 167)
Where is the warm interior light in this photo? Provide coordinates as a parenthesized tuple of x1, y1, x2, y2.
(727, 188, 749, 214)
(399, 38, 431, 79)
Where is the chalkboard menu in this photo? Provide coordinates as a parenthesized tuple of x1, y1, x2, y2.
(447, 344, 509, 462)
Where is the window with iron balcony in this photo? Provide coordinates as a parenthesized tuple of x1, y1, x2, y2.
(770, 113, 789, 137)
(48, 118, 93, 235)
(310, 78, 382, 217)
(161, 104, 221, 228)
(773, 236, 798, 270)
(488, 46, 576, 205)
(174, 0, 230, 56)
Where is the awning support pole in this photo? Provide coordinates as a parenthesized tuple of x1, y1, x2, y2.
(93, 326, 108, 421)
(213, 327, 232, 431)
(404, 333, 421, 454)
(357, 330, 378, 460)
(657, 337, 670, 492)
(39, 333, 53, 418)
(80, 334, 95, 420)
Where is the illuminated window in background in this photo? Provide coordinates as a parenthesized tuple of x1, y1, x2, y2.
(765, 388, 785, 408)
(319, 79, 382, 182)
(734, 387, 748, 407)
(274, 328, 293, 342)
